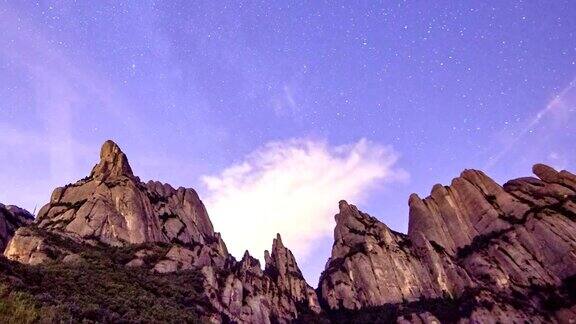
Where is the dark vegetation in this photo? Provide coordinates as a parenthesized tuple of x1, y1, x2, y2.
(0, 229, 214, 323)
(429, 240, 446, 254)
(319, 290, 484, 324)
(455, 229, 509, 259)
(146, 190, 169, 205)
(528, 275, 576, 314)
(317, 279, 576, 324)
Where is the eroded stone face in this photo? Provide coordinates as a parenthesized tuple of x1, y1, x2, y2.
(4, 140, 320, 324)
(146, 234, 321, 323)
(3, 227, 52, 265)
(5, 140, 576, 323)
(319, 200, 473, 310)
(318, 164, 576, 322)
(33, 140, 219, 247)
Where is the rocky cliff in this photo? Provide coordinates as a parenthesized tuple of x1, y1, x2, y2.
(319, 165, 576, 322)
(2, 140, 576, 323)
(0, 204, 33, 252)
(4, 141, 319, 323)
(35, 140, 218, 246)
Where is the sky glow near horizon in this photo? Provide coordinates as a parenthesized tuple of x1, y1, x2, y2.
(0, 1, 575, 284)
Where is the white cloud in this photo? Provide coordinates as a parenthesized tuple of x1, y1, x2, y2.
(201, 138, 407, 262)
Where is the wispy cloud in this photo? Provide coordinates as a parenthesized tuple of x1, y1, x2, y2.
(201, 138, 407, 261)
(486, 77, 576, 169)
(0, 4, 140, 211)
(273, 84, 299, 116)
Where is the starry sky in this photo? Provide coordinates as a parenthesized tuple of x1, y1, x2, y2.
(1, 1, 575, 284)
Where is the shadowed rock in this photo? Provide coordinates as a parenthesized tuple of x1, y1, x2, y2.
(0, 204, 33, 252)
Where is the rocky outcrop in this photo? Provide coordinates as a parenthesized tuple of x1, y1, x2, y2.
(199, 234, 321, 323)
(264, 234, 321, 315)
(407, 169, 528, 254)
(4, 226, 74, 265)
(318, 165, 576, 322)
(318, 200, 472, 310)
(4, 139, 576, 323)
(31, 140, 218, 247)
(4, 140, 320, 323)
(0, 203, 33, 252)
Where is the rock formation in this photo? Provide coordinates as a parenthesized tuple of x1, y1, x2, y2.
(318, 165, 576, 322)
(3, 140, 576, 323)
(34, 140, 218, 246)
(318, 200, 472, 310)
(0, 203, 33, 252)
(6, 140, 231, 267)
(4, 140, 320, 323)
(202, 234, 321, 322)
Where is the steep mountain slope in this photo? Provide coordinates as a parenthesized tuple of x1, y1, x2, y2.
(319, 165, 576, 322)
(35, 139, 219, 246)
(2, 140, 576, 323)
(3, 141, 319, 323)
(0, 231, 211, 323)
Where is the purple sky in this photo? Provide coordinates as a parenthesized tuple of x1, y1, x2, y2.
(1, 1, 575, 285)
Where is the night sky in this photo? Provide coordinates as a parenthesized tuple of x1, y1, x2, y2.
(1, 1, 575, 284)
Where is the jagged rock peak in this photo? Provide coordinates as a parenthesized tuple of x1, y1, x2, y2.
(319, 200, 470, 310)
(273, 233, 284, 249)
(332, 200, 389, 245)
(265, 233, 297, 275)
(321, 164, 576, 322)
(238, 250, 262, 274)
(90, 140, 133, 179)
(263, 233, 321, 315)
(13, 140, 218, 248)
(337, 199, 351, 213)
(336, 200, 359, 221)
(532, 163, 576, 190)
(407, 167, 527, 254)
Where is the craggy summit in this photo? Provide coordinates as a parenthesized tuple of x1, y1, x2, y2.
(2, 141, 576, 323)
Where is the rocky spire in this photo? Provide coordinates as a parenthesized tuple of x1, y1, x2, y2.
(264, 233, 303, 278)
(22, 140, 217, 247)
(262, 233, 321, 314)
(319, 199, 457, 310)
(407, 169, 527, 254)
(319, 164, 576, 322)
(90, 140, 134, 179)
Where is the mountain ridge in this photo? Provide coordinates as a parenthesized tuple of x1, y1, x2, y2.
(1, 140, 575, 323)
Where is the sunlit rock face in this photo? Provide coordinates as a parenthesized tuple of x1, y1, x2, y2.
(6, 140, 227, 269)
(318, 200, 472, 310)
(319, 164, 576, 322)
(31, 140, 218, 247)
(0, 203, 33, 252)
